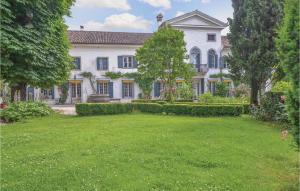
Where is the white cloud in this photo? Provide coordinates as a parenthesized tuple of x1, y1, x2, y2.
(201, 0, 211, 3)
(141, 0, 171, 9)
(175, 11, 185, 17)
(81, 13, 151, 31)
(76, 0, 131, 10)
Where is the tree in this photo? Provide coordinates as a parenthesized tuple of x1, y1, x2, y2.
(123, 73, 154, 99)
(227, 0, 283, 105)
(80, 72, 97, 94)
(1, 0, 74, 101)
(276, 0, 299, 147)
(136, 25, 195, 102)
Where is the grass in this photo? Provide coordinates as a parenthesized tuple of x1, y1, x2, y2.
(1, 114, 299, 191)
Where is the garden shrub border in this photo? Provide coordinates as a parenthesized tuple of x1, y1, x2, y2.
(132, 100, 250, 114)
(76, 103, 243, 116)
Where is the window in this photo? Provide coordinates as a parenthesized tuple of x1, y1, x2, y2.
(97, 57, 109, 70)
(207, 34, 216, 42)
(123, 56, 133, 68)
(41, 88, 54, 99)
(122, 82, 134, 98)
(73, 57, 81, 70)
(97, 81, 109, 95)
(208, 49, 218, 68)
(190, 47, 201, 68)
(70, 82, 81, 98)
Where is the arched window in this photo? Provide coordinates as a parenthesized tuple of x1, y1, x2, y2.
(208, 49, 218, 68)
(190, 47, 201, 68)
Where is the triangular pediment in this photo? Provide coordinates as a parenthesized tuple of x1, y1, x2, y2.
(163, 10, 227, 29)
(173, 15, 218, 27)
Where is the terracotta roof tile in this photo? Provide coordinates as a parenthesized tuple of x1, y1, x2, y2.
(68, 30, 153, 45)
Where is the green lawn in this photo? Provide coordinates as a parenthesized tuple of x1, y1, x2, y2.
(1, 114, 299, 191)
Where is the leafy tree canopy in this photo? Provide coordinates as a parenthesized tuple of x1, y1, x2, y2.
(276, 0, 299, 147)
(136, 25, 195, 102)
(1, 0, 74, 100)
(227, 0, 283, 104)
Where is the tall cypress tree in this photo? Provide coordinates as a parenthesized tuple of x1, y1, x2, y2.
(276, 0, 299, 147)
(227, 0, 283, 104)
(0, 0, 74, 101)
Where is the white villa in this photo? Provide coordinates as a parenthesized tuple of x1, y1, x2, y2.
(28, 10, 232, 104)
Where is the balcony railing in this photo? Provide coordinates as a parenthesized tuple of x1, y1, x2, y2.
(195, 64, 209, 74)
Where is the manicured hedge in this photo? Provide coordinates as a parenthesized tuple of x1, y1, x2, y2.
(164, 104, 242, 116)
(132, 100, 167, 104)
(76, 103, 133, 116)
(76, 103, 243, 116)
(133, 103, 164, 113)
(132, 100, 250, 114)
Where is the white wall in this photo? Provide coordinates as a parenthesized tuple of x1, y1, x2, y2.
(68, 45, 141, 102)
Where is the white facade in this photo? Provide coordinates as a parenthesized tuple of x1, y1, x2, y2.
(32, 10, 232, 104)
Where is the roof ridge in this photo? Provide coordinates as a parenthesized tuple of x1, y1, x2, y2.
(68, 30, 153, 35)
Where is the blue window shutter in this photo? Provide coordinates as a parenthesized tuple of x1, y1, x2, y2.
(215, 54, 218, 68)
(109, 82, 113, 98)
(97, 82, 99, 94)
(97, 58, 100, 70)
(104, 58, 108, 70)
(77, 57, 81, 70)
(132, 83, 134, 98)
(154, 82, 161, 97)
(201, 78, 205, 94)
(195, 54, 200, 72)
(133, 57, 138, 68)
(208, 54, 213, 68)
(122, 83, 125, 98)
(118, 56, 123, 68)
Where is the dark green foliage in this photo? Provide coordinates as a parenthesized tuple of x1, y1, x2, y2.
(136, 25, 195, 102)
(215, 82, 229, 97)
(164, 104, 242, 116)
(1, 0, 74, 100)
(76, 103, 242, 117)
(164, 104, 193, 115)
(132, 99, 249, 114)
(132, 100, 168, 104)
(227, 0, 283, 104)
(0, 102, 53, 122)
(75, 103, 134, 116)
(276, 0, 299, 147)
(133, 103, 163, 113)
(104, 72, 123, 79)
(251, 92, 288, 124)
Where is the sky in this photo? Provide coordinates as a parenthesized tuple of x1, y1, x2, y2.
(65, 0, 233, 35)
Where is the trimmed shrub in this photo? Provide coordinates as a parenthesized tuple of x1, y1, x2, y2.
(133, 103, 163, 113)
(164, 104, 242, 116)
(76, 103, 243, 117)
(76, 103, 133, 116)
(132, 100, 167, 104)
(0, 102, 53, 122)
(164, 104, 193, 115)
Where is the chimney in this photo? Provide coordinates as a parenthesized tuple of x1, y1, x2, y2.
(156, 13, 163, 28)
(80, 25, 84, 30)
